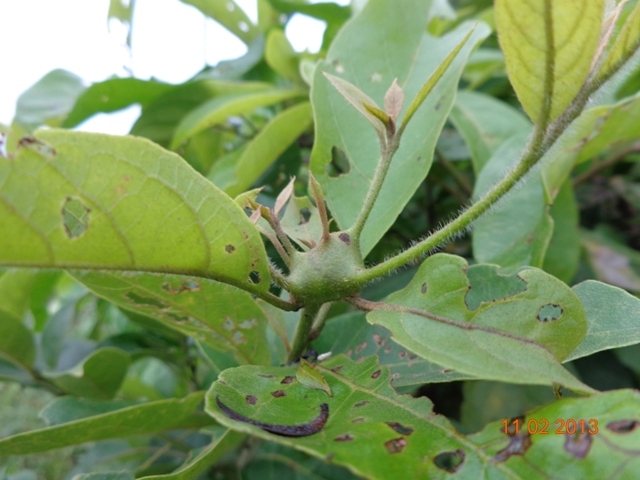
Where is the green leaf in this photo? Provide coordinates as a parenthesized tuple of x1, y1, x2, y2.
(0, 392, 210, 456)
(265, 29, 303, 84)
(0, 269, 40, 321)
(209, 102, 313, 196)
(469, 389, 640, 478)
(296, 359, 332, 397)
(0, 130, 271, 294)
(279, 194, 323, 251)
(181, 0, 259, 44)
(600, 1, 640, 78)
(40, 397, 138, 426)
(311, 0, 490, 255)
(15, 70, 86, 131)
(448, 90, 531, 173)
(44, 347, 130, 400)
(495, 0, 605, 126)
(368, 254, 592, 393)
(72, 271, 272, 365)
(63, 78, 172, 128)
(108, 0, 137, 46)
(240, 442, 362, 480)
(170, 89, 305, 149)
(542, 181, 580, 284)
(131, 79, 271, 147)
(311, 311, 472, 386)
(206, 355, 528, 479)
(73, 473, 133, 480)
(0, 312, 35, 370)
(565, 280, 640, 362)
(472, 134, 554, 270)
(138, 429, 244, 480)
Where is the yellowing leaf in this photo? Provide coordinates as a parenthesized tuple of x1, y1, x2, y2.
(495, 0, 605, 126)
(296, 359, 332, 397)
(600, 1, 640, 78)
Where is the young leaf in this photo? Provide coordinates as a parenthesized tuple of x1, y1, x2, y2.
(323, 73, 387, 137)
(367, 254, 592, 393)
(72, 271, 272, 365)
(400, 27, 475, 132)
(383, 79, 404, 121)
(206, 355, 538, 478)
(296, 359, 332, 397)
(495, 0, 605, 126)
(0, 130, 271, 294)
(311, 0, 489, 255)
(274, 177, 295, 217)
(0, 392, 211, 456)
(565, 280, 640, 361)
(599, 1, 640, 79)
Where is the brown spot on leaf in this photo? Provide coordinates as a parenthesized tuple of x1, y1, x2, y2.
(331, 365, 343, 373)
(281, 376, 295, 384)
(355, 342, 367, 354)
(384, 437, 407, 454)
(354, 401, 369, 408)
(494, 430, 531, 462)
(225, 244, 235, 253)
(335, 434, 354, 442)
(386, 422, 414, 436)
(606, 420, 639, 433)
(338, 233, 351, 245)
(352, 417, 365, 423)
(434, 449, 465, 472)
(421, 282, 427, 294)
(564, 431, 593, 459)
(371, 370, 381, 379)
(246, 395, 258, 405)
(373, 334, 385, 347)
(259, 374, 276, 379)
(271, 390, 286, 398)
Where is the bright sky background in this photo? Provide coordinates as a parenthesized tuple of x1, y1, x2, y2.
(0, 0, 347, 135)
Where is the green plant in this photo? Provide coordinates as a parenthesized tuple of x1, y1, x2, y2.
(2, 0, 640, 478)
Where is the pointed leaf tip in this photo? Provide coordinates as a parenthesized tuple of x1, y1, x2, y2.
(384, 79, 404, 121)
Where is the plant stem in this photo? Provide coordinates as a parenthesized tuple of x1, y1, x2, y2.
(310, 302, 333, 340)
(287, 303, 322, 363)
(573, 142, 640, 186)
(350, 139, 399, 239)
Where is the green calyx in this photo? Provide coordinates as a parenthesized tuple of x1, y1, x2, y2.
(287, 231, 365, 304)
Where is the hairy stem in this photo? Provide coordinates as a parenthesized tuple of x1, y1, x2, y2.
(350, 139, 399, 239)
(288, 303, 322, 363)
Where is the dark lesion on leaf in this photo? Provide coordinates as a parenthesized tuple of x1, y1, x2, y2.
(421, 282, 428, 294)
(371, 370, 381, 379)
(335, 434, 354, 442)
(271, 390, 286, 398)
(434, 449, 465, 472)
(245, 395, 258, 405)
(354, 400, 369, 408)
(216, 395, 329, 437)
(386, 421, 414, 436)
(384, 437, 407, 454)
(281, 376, 295, 384)
(606, 420, 639, 433)
(564, 431, 593, 459)
(225, 244, 236, 253)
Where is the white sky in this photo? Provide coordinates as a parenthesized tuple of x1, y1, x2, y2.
(0, 0, 346, 135)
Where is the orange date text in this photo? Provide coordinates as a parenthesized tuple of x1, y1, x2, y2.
(502, 418, 599, 435)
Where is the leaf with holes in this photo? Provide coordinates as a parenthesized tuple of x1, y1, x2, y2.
(310, 0, 490, 255)
(495, 0, 604, 126)
(0, 392, 211, 456)
(311, 311, 473, 386)
(206, 354, 546, 479)
(0, 129, 271, 294)
(367, 254, 592, 393)
(469, 389, 640, 478)
(72, 271, 271, 365)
